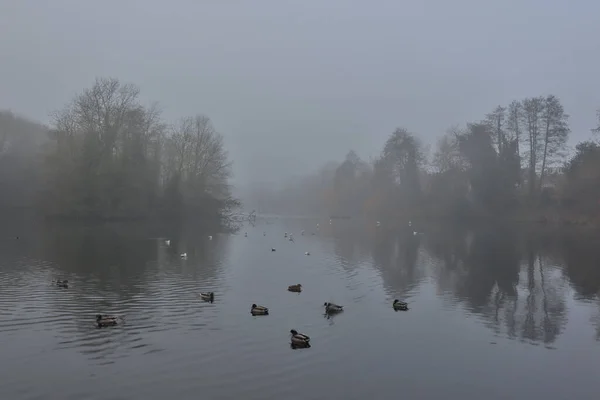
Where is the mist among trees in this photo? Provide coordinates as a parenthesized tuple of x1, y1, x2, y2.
(252, 95, 600, 224)
(0, 78, 239, 222)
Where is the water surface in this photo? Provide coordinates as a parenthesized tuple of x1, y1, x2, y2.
(1, 217, 600, 399)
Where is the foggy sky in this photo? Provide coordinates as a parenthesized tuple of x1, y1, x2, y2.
(1, 0, 599, 186)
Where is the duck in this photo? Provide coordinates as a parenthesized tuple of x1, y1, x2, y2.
(271, 248, 276, 252)
(288, 284, 302, 293)
(304, 252, 310, 255)
(96, 314, 119, 328)
(199, 292, 214, 302)
(301, 230, 305, 235)
(290, 329, 310, 347)
(54, 279, 68, 288)
(393, 299, 408, 311)
(180, 253, 188, 259)
(324, 302, 344, 313)
(208, 235, 213, 240)
(284, 232, 288, 238)
(244, 232, 248, 237)
(263, 232, 266, 236)
(251, 304, 269, 315)
(164, 239, 170, 246)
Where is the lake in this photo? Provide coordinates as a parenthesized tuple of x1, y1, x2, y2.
(1, 216, 600, 400)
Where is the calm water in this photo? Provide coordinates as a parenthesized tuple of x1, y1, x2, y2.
(1, 216, 600, 400)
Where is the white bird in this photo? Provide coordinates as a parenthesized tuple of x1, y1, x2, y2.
(413, 231, 417, 235)
(208, 236, 213, 240)
(165, 239, 170, 246)
(180, 253, 187, 259)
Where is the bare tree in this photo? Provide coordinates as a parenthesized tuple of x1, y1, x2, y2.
(485, 105, 507, 153)
(538, 95, 569, 192)
(522, 96, 545, 199)
(506, 100, 523, 159)
(433, 127, 465, 173)
(593, 108, 600, 138)
(163, 114, 234, 216)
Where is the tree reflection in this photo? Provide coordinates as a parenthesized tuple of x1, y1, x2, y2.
(559, 234, 600, 341)
(370, 225, 425, 296)
(425, 224, 569, 346)
(331, 219, 372, 273)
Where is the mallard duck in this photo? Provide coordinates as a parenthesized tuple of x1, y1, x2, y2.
(96, 314, 119, 328)
(288, 284, 302, 293)
(324, 302, 344, 313)
(54, 279, 68, 288)
(199, 292, 214, 302)
(290, 329, 310, 347)
(251, 304, 269, 315)
(393, 299, 408, 311)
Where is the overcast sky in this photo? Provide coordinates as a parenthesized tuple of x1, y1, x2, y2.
(1, 0, 599, 186)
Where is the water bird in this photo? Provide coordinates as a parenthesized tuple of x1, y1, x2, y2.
(284, 232, 288, 237)
(263, 232, 266, 236)
(244, 232, 247, 237)
(208, 235, 213, 240)
(53, 279, 68, 288)
(393, 299, 408, 311)
(305, 252, 310, 255)
(324, 302, 344, 314)
(290, 329, 310, 347)
(199, 292, 215, 302)
(180, 253, 188, 259)
(301, 230, 304, 235)
(164, 239, 170, 246)
(251, 304, 269, 315)
(271, 248, 276, 252)
(96, 314, 119, 328)
(413, 231, 417, 236)
(408, 221, 412, 227)
(376, 221, 381, 227)
(288, 284, 302, 292)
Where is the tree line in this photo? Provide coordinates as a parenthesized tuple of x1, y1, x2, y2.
(0, 77, 239, 222)
(261, 95, 600, 223)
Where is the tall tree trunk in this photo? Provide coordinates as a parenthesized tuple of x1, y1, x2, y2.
(538, 119, 551, 194)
